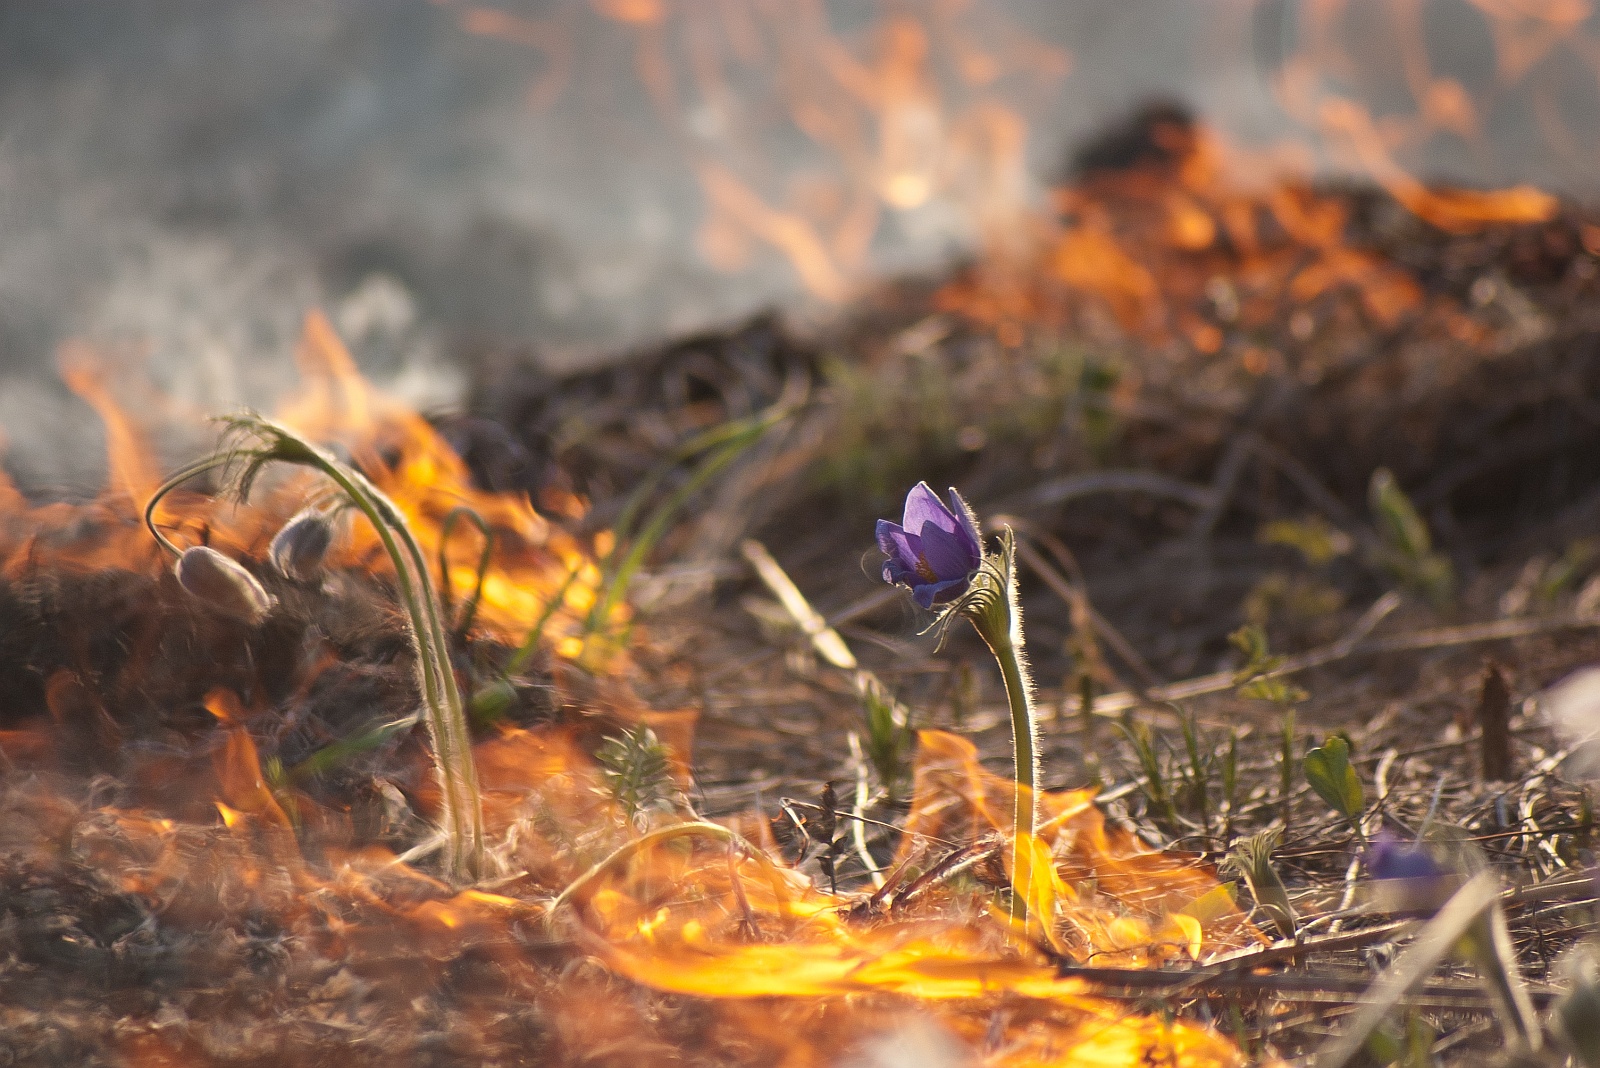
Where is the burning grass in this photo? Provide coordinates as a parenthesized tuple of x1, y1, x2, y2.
(11, 106, 1600, 1065)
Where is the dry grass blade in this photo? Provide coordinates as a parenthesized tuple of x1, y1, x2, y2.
(741, 538, 857, 669)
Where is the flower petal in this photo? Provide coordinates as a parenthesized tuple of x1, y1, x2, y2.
(919, 521, 979, 581)
(912, 576, 967, 609)
(902, 481, 958, 538)
(876, 520, 920, 584)
(946, 488, 983, 561)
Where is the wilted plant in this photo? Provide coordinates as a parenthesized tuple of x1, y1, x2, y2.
(146, 413, 486, 883)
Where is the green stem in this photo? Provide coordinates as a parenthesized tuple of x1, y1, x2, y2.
(504, 561, 584, 678)
(964, 531, 1039, 928)
(144, 454, 236, 558)
(438, 506, 493, 640)
(582, 426, 765, 651)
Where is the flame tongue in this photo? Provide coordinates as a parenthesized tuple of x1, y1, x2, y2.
(550, 729, 1254, 1063)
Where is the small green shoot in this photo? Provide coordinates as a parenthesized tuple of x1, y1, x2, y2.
(1304, 733, 1364, 829)
(1117, 715, 1179, 830)
(1258, 514, 1353, 566)
(1229, 624, 1308, 707)
(438, 506, 493, 640)
(582, 402, 789, 661)
(1175, 707, 1211, 827)
(858, 674, 914, 802)
(596, 725, 684, 829)
(1226, 828, 1297, 940)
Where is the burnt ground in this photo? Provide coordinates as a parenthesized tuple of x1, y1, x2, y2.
(8, 147, 1600, 1064)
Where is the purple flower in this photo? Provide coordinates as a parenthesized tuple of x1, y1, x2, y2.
(877, 483, 983, 609)
(1367, 832, 1445, 883)
(1367, 831, 1454, 915)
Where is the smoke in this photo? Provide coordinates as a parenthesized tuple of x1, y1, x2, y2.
(2, 0, 1598, 487)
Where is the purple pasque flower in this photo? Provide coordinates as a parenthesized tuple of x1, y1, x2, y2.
(1366, 830, 1454, 915)
(1367, 831, 1446, 883)
(877, 482, 984, 609)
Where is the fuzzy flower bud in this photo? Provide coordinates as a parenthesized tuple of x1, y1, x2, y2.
(269, 507, 334, 582)
(175, 546, 276, 625)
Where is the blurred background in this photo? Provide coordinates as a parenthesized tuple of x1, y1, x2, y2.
(3, 0, 1599, 484)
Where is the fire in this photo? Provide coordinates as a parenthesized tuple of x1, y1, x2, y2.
(16, 4, 1593, 1062)
(0, 316, 1258, 1064)
(0, 312, 603, 659)
(453, 0, 1581, 331)
(447, 0, 1061, 303)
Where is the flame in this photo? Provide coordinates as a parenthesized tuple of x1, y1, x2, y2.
(442, 0, 1058, 301)
(0, 321, 1259, 1063)
(0, 320, 603, 664)
(557, 729, 1254, 1063)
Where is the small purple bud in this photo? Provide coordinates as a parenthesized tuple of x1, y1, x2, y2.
(269, 508, 334, 582)
(876, 482, 984, 609)
(175, 546, 276, 625)
(1366, 831, 1454, 915)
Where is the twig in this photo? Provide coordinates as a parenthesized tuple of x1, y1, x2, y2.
(1052, 965, 1551, 1010)
(742, 538, 857, 670)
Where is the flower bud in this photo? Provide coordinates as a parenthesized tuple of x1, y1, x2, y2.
(269, 507, 334, 582)
(1366, 832, 1456, 915)
(175, 546, 276, 625)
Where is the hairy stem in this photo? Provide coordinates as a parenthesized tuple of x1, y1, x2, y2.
(965, 531, 1039, 927)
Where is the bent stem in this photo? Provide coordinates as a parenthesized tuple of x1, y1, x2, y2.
(146, 415, 486, 884)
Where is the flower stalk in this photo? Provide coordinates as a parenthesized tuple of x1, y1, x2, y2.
(962, 531, 1040, 856)
(877, 483, 1040, 922)
(146, 414, 486, 883)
